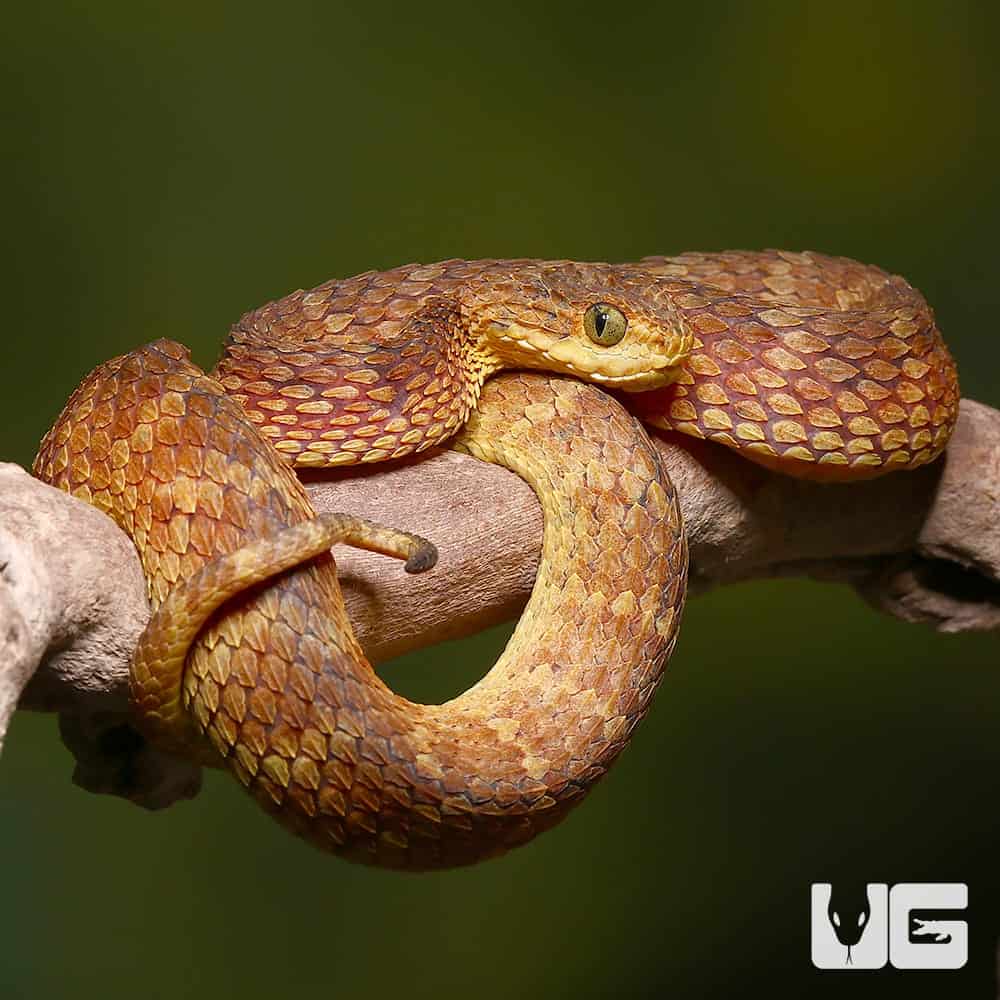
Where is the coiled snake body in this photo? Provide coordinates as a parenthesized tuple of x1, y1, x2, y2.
(34, 251, 958, 869)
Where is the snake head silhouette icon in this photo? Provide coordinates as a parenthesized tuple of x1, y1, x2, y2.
(827, 883, 873, 964)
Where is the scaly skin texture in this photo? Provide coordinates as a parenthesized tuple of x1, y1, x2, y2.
(33, 251, 959, 869)
(218, 251, 957, 480)
(35, 346, 684, 869)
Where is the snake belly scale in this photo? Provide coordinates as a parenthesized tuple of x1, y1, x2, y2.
(33, 251, 959, 869)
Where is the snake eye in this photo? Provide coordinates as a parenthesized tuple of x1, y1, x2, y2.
(584, 303, 628, 346)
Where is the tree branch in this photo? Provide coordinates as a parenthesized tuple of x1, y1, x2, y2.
(2, 399, 997, 808)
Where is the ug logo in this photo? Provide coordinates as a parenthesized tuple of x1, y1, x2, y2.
(810, 882, 967, 970)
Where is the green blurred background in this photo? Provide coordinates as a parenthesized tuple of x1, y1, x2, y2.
(1, 2, 997, 997)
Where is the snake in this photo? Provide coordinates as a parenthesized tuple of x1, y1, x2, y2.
(33, 250, 959, 870)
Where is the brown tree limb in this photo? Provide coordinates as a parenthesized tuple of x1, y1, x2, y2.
(1, 398, 997, 809)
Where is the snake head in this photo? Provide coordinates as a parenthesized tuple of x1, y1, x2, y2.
(464, 261, 693, 390)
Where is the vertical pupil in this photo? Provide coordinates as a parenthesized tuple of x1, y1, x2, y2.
(594, 310, 608, 337)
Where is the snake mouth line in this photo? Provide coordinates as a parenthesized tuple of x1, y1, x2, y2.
(490, 330, 681, 389)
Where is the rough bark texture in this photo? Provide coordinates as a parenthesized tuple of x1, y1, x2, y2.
(1, 398, 997, 809)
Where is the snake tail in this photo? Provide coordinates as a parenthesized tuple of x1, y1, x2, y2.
(129, 513, 436, 757)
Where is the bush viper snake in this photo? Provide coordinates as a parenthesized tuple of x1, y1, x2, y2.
(33, 250, 959, 869)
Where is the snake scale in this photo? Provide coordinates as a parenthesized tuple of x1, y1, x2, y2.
(34, 250, 959, 869)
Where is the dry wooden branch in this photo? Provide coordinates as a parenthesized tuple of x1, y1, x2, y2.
(1, 398, 997, 809)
